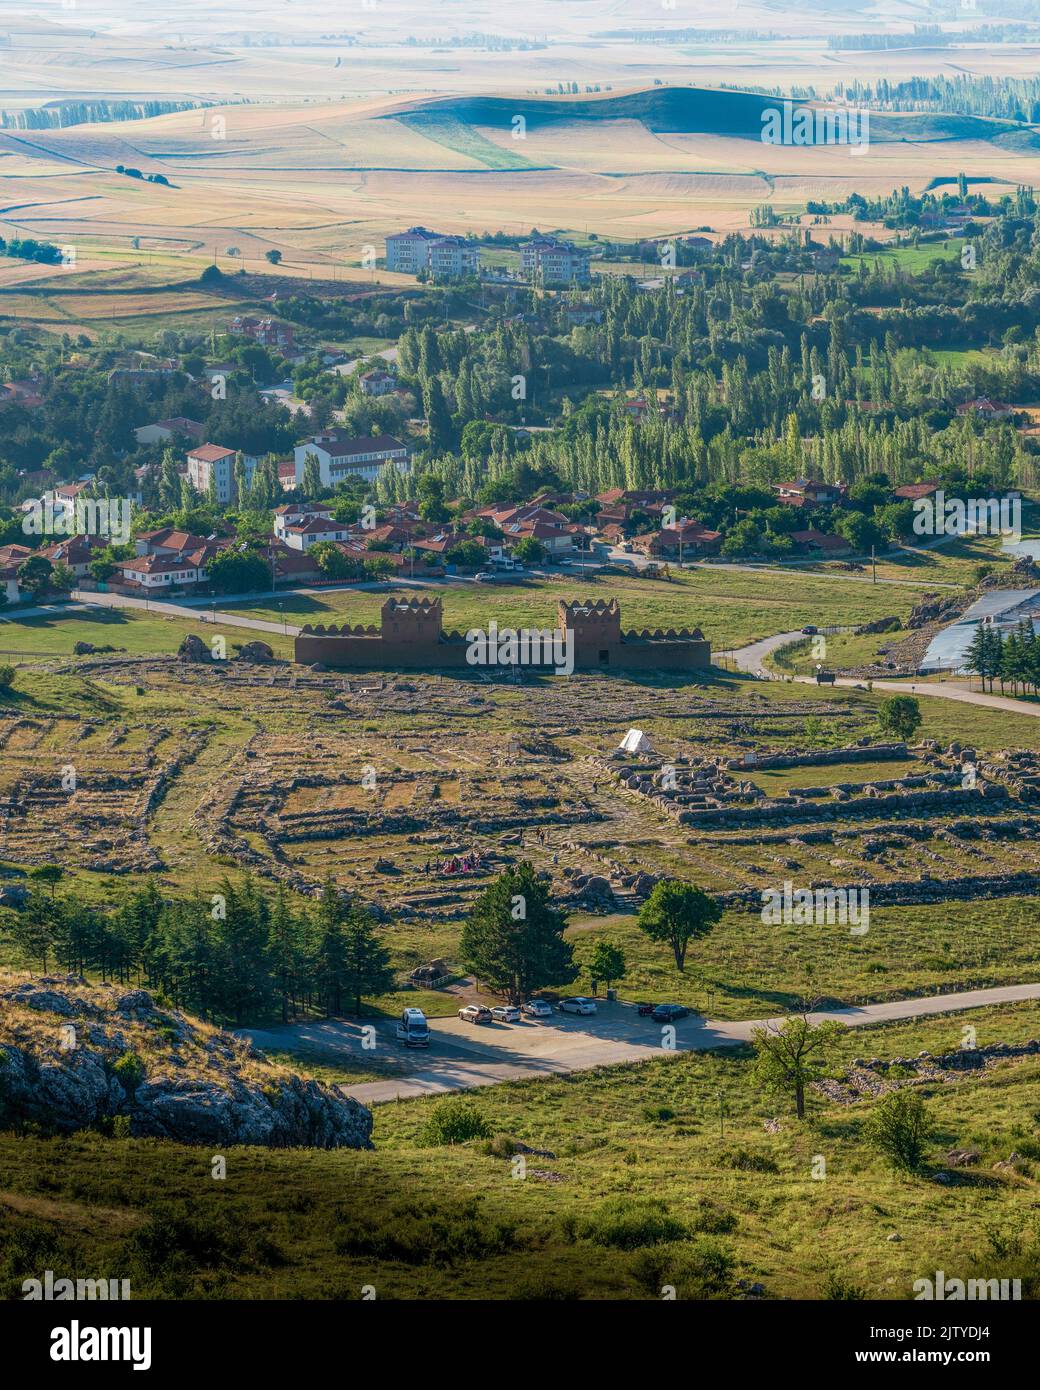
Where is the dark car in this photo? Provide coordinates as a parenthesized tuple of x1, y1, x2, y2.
(651, 1004, 690, 1023)
(636, 1001, 656, 1016)
(801, 625, 818, 635)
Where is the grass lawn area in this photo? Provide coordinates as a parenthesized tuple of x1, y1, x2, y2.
(0, 607, 294, 662)
(2, 999, 1037, 1299)
(219, 566, 934, 652)
(840, 239, 964, 273)
(563, 897, 1040, 1019)
(742, 758, 921, 793)
(768, 631, 892, 675)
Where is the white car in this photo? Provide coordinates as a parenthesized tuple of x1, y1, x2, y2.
(557, 996, 597, 1016)
(523, 999, 553, 1019)
(490, 1004, 521, 1023)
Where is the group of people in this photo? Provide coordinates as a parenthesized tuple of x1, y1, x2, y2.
(423, 850, 485, 876)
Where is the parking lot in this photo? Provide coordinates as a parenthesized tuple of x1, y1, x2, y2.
(241, 983, 1040, 1106)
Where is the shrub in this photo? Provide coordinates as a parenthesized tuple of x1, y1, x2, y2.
(689, 1200, 738, 1235)
(642, 1104, 675, 1124)
(126, 1205, 283, 1288)
(482, 1132, 518, 1159)
(864, 1090, 930, 1173)
(824, 1271, 867, 1299)
(112, 1051, 144, 1099)
(334, 1198, 522, 1266)
(568, 1196, 687, 1250)
(0, 666, 15, 692)
(419, 1098, 491, 1146)
(717, 1147, 779, 1174)
(630, 1238, 735, 1299)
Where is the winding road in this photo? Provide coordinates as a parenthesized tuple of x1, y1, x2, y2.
(719, 630, 1040, 718)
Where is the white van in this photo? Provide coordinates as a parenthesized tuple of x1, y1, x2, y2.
(395, 1007, 430, 1047)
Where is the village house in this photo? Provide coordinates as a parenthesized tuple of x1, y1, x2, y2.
(631, 520, 723, 558)
(294, 432, 412, 487)
(893, 480, 942, 502)
(956, 397, 1014, 421)
(565, 305, 603, 327)
(789, 527, 853, 557)
(359, 368, 398, 397)
(272, 502, 336, 538)
(134, 416, 206, 446)
(0, 379, 44, 411)
(135, 528, 225, 561)
(0, 544, 32, 603)
(229, 316, 295, 352)
(119, 549, 211, 592)
(38, 534, 105, 578)
(278, 516, 350, 552)
(773, 477, 847, 508)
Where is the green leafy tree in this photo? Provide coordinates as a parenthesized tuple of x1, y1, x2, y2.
(876, 695, 922, 741)
(17, 554, 53, 598)
(636, 880, 721, 973)
(459, 863, 576, 1003)
(29, 864, 64, 898)
(751, 1014, 845, 1120)
(587, 940, 626, 992)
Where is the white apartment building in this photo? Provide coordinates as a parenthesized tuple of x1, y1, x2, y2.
(520, 235, 591, 286)
(385, 227, 480, 280)
(294, 433, 412, 487)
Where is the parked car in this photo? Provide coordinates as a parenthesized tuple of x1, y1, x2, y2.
(458, 1004, 492, 1024)
(651, 1003, 690, 1023)
(474, 571, 495, 582)
(801, 625, 818, 635)
(490, 1004, 521, 1023)
(395, 1006, 431, 1047)
(636, 1001, 656, 1017)
(558, 996, 597, 1016)
(523, 998, 553, 1018)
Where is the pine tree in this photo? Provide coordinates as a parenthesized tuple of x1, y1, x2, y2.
(341, 907, 395, 1016)
(459, 863, 576, 1002)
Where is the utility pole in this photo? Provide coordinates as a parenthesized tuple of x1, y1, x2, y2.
(870, 544, 876, 583)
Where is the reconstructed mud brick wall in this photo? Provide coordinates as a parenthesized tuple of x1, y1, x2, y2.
(295, 597, 712, 671)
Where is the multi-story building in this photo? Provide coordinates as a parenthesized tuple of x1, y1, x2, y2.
(187, 444, 240, 505)
(294, 433, 412, 487)
(385, 227, 480, 280)
(228, 316, 295, 351)
(520, 235, 591, 286)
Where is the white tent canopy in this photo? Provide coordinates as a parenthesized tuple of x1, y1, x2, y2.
(618, 728, 652, 754)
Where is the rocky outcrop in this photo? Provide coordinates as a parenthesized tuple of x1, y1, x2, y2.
(0, 976, 372, 1150)
(176, 634, 211, 663)
(238, 641, 275, 664)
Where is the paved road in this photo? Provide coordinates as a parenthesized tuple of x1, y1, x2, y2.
(721, 632, 1040, 718)
(719, 630, 805, 676)
(65, 589, 302, 637)
(243, 982, 1040, 1106)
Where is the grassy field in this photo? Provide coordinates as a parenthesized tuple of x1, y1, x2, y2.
(840, 239, 965, 273)
(219, 566, 934, 651)
(0, 607, 294, 662)
(2, 1000, 1037, 1300)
